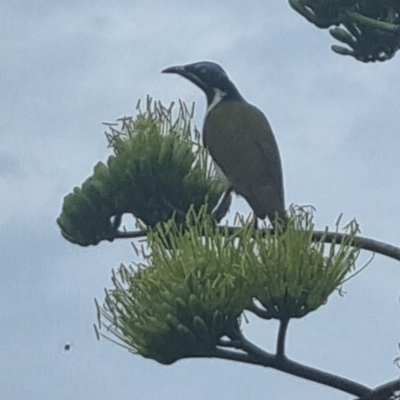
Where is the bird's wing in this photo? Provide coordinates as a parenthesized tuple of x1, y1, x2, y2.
(203, 101, 285, 221)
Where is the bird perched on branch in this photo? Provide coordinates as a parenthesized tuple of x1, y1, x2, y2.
(162, 61, 286, 228)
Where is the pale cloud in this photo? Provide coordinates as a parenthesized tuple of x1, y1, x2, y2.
(1, 1, 399, 399)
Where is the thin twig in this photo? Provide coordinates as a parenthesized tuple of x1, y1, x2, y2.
(115, 230, 147, 239)
(246, 301, 273, 319)
(217, 338, 243, 349)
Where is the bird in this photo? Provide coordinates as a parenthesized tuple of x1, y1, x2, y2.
(162, 61, 286, 228)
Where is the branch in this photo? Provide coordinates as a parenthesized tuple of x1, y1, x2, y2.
(210, 334, 372, 397)
(311, 230, 400, 262)
(355, 378, 400, 400)
(114, 227, 400, 262)
(114, 230, 147, 240)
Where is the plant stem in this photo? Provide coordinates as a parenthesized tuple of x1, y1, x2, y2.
(276, 318, 290, 357)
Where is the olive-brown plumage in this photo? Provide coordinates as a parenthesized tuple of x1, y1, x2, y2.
(204, 101, 285, 223)
(162, 61, 286, 226)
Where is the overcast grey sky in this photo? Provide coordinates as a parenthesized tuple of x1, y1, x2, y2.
(1, 1, 400, 399)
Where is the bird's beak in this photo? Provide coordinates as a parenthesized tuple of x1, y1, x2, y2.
(162, 64, 204, 89)
(161, 65, 186, 75)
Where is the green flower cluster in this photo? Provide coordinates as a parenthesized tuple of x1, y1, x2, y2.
(96, 209, 252, 364)
(95, 207, 360, 364)
(250, 208, 360, 319)
(289, 0, 400, 62)
(57, 98, 224, 246)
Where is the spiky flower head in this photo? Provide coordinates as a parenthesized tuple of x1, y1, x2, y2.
(247, 206, 361, 319)
(57, 97, 224, 246)
(95, 207, 361, 364)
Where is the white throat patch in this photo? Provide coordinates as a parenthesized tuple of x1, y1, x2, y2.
(206, 88, 226, 116)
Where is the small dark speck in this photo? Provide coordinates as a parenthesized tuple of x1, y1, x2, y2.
(63, 343, 73, 353)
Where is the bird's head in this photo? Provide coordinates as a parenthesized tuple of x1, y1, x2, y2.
(162, 61, 244, 107)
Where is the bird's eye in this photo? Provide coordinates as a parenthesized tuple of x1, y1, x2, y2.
(200, 66, 207, 74)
